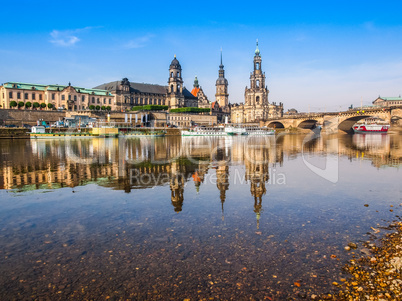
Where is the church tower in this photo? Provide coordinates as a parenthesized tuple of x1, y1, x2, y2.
(167, 55, 184, 109)
(244, 40, 269, 121)
(215, 50, 229, 108)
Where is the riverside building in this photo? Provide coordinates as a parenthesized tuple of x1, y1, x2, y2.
(0, 82, 115, 111)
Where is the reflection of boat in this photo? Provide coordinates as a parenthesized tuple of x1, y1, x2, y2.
(352, 118, 389, 134)
(30, 126, 94, 139)
(181, 127, 226, 136)
(119, 130, 165, 138)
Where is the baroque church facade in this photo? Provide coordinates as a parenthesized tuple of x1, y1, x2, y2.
(231, 41, 283, 123)
(94, 55, 198, 112)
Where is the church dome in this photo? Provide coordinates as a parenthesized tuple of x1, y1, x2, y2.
(170, 55, 181, 69)
(216, 77, 228, 85)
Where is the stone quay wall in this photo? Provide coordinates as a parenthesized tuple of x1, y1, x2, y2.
(0, 109, 66, 126)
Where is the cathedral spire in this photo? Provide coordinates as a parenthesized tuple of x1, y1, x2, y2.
(193, 76, 199, 88)
(255, 39, 260, 56)
(219, 48, 224, 70)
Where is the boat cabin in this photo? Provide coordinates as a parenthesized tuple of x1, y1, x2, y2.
(31, 126, 46, 134)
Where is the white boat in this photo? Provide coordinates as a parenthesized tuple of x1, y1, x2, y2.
(352, 118, 389, 134)
(246, 127, 275, 136)
(224, 126, 248, 136)
(181, 127, 226, 136)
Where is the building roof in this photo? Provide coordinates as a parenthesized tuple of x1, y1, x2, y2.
(191, 87, 200, 97)
(183, 88, 197, 100)
(2, 82, 113, 96)
(94, 80, 197, 100)
(378, 96, 402, 101)
(94, 81, 167, 95)
(170, 55, 181, 69)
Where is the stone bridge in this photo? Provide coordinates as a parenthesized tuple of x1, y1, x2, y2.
(263, 107, 402, 133)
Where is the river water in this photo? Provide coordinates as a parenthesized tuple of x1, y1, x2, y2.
(0, 133, 401, 300)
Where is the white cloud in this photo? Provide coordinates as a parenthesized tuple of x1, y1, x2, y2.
(124, 34, 154, 49)
(49, 26, 101, 47)
(50, 30, 80, 47)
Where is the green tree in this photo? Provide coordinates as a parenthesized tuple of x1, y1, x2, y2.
(25, 102, 32, 109)
(33, 102, 40, 110)
(96, 105, 100, 111)
(18, 101, 25, 109)
(101, 106, 106, 111)
(106, 106, 111, 111)
(10, 101, 17, 108)
(47, 103, 53, 109)
(40, 103, 46, 109)
(89, 105, 95, 110)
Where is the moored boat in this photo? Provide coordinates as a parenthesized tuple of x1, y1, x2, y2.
(119, 130, 166, 138)
(30, 126, 94, 139)
(246, 127, 275, 136)
(181, 127, 226, 136)
(224, 126, 248, 136)
(352, 118, 389, 134)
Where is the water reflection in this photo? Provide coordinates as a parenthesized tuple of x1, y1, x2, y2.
(0, 134, 401, 300)
(1, 134, 401, 192)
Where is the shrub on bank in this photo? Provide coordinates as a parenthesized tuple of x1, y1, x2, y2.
(131, 105, 168, 111)
(170, 107, 210, 113)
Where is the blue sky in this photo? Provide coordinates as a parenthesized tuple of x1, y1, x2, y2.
(1, 0, 402, 112)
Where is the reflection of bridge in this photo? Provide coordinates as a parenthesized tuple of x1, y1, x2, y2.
(264, 107, 402, 133)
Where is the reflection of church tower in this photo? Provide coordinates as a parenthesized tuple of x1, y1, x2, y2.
(170, 162, 185, 212)
(170, 173, 184, 212)
(214, 146, 230, 220)
(216, 164, 229, 220)
(167, 55, 184, 109)
(245, 141, 270, 228)
(215, 50, 229, 108)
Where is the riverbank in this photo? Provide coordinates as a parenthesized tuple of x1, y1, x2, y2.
(0, 127, 181, 138)
(332, 219, 402, 300)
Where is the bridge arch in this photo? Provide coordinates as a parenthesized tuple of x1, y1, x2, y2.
(267, 121, 285, 128)
(297, 119, 319, 129)
(338, 115, 383, 133)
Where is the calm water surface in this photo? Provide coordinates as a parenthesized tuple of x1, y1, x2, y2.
(0, 133, 401, 300)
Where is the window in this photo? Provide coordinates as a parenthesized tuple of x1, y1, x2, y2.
(92, 97, 95, 103)
(177, 72, 180, 77)
(62, 95, 65, 100)
(103, 98, 106, 104)
(256, 62, 260, 70)
(32, 93, 35, 100)
(171, 85, 173, 92)
(24, 93, 28, 100)
(68, 95, 71, 100)
(109, 99, 111, 104)
(256, 96, 260, 103)
(17, 92, 21, 99)
(39, 94, 42, 101)
(171, 72, 173, 78)
(52, 93, 55, 100)
(9, 91, 13, 99)
(74, 95, 77, 101)
(97, 98, 100, 104)
(256, 80, 260, 88)
(82, 95, 85, 102)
